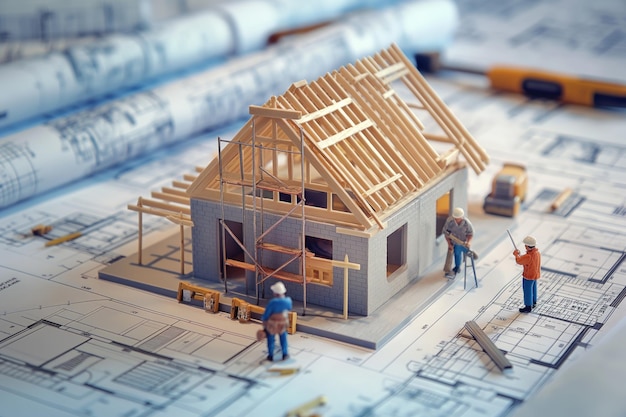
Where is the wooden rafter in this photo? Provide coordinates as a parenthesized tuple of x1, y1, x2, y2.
(186, 44, 489, 230)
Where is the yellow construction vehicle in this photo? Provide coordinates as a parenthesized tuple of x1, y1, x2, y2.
(483, 162, 528, 217)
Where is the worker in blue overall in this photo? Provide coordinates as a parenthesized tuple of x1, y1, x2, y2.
(260, 281, 293, 361)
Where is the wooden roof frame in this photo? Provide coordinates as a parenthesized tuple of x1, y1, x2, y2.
(188, 44, 489, 230)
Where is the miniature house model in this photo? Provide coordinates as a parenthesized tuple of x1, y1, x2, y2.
(185, 44, 488, 316)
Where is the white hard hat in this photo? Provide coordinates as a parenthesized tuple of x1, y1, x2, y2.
(523, 236, 537, 247)
(452, 207, 464, 219)
(270, 281, 287, 295)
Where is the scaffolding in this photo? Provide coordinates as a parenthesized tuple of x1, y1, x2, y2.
(217, 106, 309, 313)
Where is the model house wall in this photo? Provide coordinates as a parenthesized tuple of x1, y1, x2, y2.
(190, 166, 467, 315)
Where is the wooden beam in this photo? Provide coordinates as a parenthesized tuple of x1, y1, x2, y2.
(252, 134, 294, 147)
(151, 191, 190, 205)
(161, 186, 189, 197)
(465, 320, 512, 372)
(128, 204, 192, 220)
(374, 61, 408, 83)
(136, 198, 191, 215)
(362, 173, 403, 197)
(249, 104, 301, 120)
(384, 44, 489, 173)
(315, 119, 373, 150)
(186, 118, 254, 196)
(298, 97, 352, 123)
(172, 180, 192, 190)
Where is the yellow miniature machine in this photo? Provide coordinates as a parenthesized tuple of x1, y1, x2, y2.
(483, 162, 528, 217)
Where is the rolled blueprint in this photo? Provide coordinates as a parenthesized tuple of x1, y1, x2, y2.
(0, 0, 152, 41)
(0, 0, 459, 209)
(0, 0, 408, 131)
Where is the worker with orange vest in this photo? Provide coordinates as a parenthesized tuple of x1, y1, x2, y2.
(513, 235, 541, 313)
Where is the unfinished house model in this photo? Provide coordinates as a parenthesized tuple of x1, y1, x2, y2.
(182, 44, 489, 316)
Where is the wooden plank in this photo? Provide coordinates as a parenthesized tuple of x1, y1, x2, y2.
(177, 282, 220, 313)
(225, 259, 307, 283)
(423, 133, 455, 143)
(186, 118, 254, 196)
(298, 97, 352, 123)
(272, 117, 376, 229)
(384, 44, 489, 173)
(281, 87, 374, 204)
(137, 198, 191, 215)
(256, 179, 302, 195)
(406, 102, 426, 110)
(362, 173, 403, 197)
(382, 89, 395, 99)
(333, 66, 431, 185)
(258, 242, 314, 257)
(253, 134, 295, 147)
(465, 320, 512, 372)
(172, 180, 192, 190)
(312, 74, 402, 207)
(162, 186, 190, 197)
(231, 297, 297, 334)
(166, 214, 194, 227)
(316, 119, 373, 150)
(151, 191, 190, 205)
(374, 61, 407, 81)
(304, 75, 391, 210)
(288, 79, 308, 89)
(353, 61, 440, 175)
(367, 54, 435, 149)
(377, 66, 410, 84)
(249, 104, 301, 120)
(437, 148, 460, 167)
(128, 204, 192, 220)
(353, 59, 441, 174)
(316, 74, 402, 210)
(279, 91, 324, 144)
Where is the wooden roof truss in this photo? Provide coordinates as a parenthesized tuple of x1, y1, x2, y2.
(188, 44, 489, 230)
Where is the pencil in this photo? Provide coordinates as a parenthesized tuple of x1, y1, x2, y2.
(267, 367, 300, 375)
(45, 232, 82, 247)
(550, 188, 573, 211)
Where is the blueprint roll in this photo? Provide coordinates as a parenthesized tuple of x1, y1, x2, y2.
(0, 0, 152, 41)
(0, 0, 409, 132)
(0, 0, 458, 210)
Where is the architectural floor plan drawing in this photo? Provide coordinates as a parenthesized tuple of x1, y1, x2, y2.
(0, 293, 289, 416)
(1, 69, 625, 415)
(1, 1, 626, 414)
(447, 0, 626, 82)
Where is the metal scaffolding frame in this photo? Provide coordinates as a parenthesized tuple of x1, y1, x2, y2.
(217, 115, 309, 314)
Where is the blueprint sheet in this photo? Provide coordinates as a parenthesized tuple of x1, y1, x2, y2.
(1, 3, 626, 417)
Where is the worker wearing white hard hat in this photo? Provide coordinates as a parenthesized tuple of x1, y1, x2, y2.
(442, 207, 473, 279)
(513, 235, 541, 313)
(523, 236, 537, 247)
(270, 281, 286, 295)
(260, 281, 292, 361)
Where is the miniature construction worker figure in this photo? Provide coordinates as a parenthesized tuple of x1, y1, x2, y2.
(443, 207, 473, 279)
(260, 281, 293, 361)
(513, 235, 541, 313)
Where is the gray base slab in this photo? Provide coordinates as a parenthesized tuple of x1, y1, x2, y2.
(99, 211, 511, 349)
